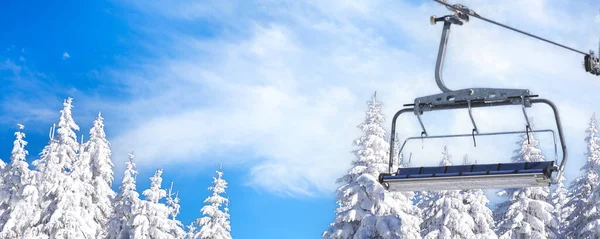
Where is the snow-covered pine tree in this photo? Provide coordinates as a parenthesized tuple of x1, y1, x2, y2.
(0, 124, 42, 238)
(166, 182, 186, 239)
(323, 92, 421, 239)
(85, 112, 116, 237)
(550, 173, 568, 237)
(195, 167, 232, 239)
(461, 155, 497, 239)
(421, 147, 475, 239)
(107, 153, 141, 239)
(31, 97, 96, 238)
(131, 169, 173, 239)
(69, 135, 98, 237)
(494, 129, 557, 239)
(575, 113, 600, 238)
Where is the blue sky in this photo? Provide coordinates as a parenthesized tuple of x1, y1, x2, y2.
(0, 0, 599, 238)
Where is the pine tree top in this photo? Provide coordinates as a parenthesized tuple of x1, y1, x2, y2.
(11, 124, 28, 163)
(440, 146, 452, 166)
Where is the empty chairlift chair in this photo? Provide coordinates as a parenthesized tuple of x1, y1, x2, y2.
(377, 1, 580, 192)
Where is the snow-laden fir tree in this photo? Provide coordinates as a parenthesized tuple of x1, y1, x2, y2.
(563, 113, 600, 238)
(85, 112, 116, 237)
(494, 129, 557, 239)
(131, 169, 173, 239)
(195, 167, 232, 239)
(65, 135, 98, 237)
(574, 113, 600, 238)
(390, 136, 423, 238)
(323, 92, 421, 239)
(550, 173, 568, 237)
(166, 183, 186, 239)
(461, 155, 497, 239)
(0, 124, 42, 238)
(421, 147, 475, 239)
(31, 97, 97, 238)
(107, 153, 141, 239)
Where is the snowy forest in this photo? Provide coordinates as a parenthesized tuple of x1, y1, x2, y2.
(323, 92, 600, 239)
(2, 93, 599, 239)
(0, 98, 232, 239)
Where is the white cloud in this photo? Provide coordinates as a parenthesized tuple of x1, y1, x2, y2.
(103, 0, 600, 197)
(62, 52, 70, 60)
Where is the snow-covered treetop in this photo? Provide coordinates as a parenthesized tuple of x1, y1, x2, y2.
(196, 168, 231, 239)
(167, 182, 181, 220)
(11, 124, 28, 163)
(143, 169, 167, 204)
(120, 152, 139, 193)
(440, 146, 452, 166)
(585, 113, 600, 166)
(349, 91, 390, 176)
(55, 97, 80, 148)
(207, 170, 228, 203)
(86, 111, 115, 193)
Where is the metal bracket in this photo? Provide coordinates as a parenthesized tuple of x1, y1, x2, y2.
(585, 50, 600, 76)
(409, 88, 535, 115)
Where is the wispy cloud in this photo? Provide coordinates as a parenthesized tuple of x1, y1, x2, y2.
(62, 52, 70, 60)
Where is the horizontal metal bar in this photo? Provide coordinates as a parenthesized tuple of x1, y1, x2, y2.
(397, 129, 557, 159)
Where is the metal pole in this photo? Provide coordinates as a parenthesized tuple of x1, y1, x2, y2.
(435, 21, 453, 93)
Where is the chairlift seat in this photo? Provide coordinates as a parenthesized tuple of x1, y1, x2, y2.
(380, 161, 556, 191)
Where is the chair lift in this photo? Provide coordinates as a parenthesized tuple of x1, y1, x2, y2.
(378, 0, 600, 192)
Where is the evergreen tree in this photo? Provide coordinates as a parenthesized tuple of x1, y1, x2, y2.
(31, 97, 96, 238)
(131, 169, 173, 239)
(577, 113, 600, 238)
(323, 92, 421, 239)
(195, 167, 232, 239)
(421, 147, 475, 239)
(0, 124, 42, 238)
(166, 183, 186, 239)
(461, 155, 497, 239)
(107, 153, 141, 239)
(494, 130, 557, 238)
(86, 112, 116, 237)
(550, 174, 568, 237)
(70, 135, 99, 237)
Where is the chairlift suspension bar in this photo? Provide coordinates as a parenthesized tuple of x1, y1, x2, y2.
(395, 129, 559, 162)
(434, 0, 587, 55)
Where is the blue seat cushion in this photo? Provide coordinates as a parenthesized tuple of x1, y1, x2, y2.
(526, 161, 554, 170)
(421, 166, 446, 174)
(435, 172, 460, 177)
(473, 164, 499, 172)
(445, 165, 473, 173)
(518, 169, 544, 174)
(499, 162, 526, 171)
(462, 171, 487, 176)
(398, 167, 421, 175)
(408, 174, 433, 178)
